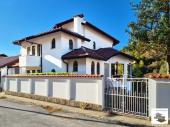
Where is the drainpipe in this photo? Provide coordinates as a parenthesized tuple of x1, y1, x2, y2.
(6, 66, 9, 76)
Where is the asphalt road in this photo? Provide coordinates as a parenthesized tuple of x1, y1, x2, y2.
(0, 99, 131, 127)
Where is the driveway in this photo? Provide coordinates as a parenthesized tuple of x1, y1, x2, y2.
(0, 99, 134, 127)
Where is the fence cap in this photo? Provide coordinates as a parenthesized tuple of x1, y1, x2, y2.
(3, 74, 103, 78)
(144, 73, 170, 79)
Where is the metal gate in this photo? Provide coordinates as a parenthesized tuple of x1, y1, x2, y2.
(105, 78, 148, 117)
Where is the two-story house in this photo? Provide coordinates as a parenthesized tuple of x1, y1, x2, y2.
(13, 14, 134, 77)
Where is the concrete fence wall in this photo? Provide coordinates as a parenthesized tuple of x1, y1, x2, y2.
(149, 78, 170, 119)
(2, 76, 104, 109)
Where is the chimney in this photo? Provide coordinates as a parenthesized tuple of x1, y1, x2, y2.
(73, 14, 85, 35)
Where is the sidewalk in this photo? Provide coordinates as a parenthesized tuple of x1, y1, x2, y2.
(0, 92, 154, 126)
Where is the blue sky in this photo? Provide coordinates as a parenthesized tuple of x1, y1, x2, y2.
(0, 0, 137, 56)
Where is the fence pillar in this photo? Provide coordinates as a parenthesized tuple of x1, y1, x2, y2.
(17, 78, 20, 92)
(66, 79, 71, 100)
(47, 78, 52, 97)
(30, 78, 34, 94)
(4, 77, 8, 91)
(123, 63, 128, 78)
(97, 77, 104, 108)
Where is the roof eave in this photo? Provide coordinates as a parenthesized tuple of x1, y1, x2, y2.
(62, 55, 104, 61)
(13, 28, 90, 46)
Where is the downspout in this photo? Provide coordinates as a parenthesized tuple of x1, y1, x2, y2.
(63, 60, 69, 72)
(6, 66, 9, 75)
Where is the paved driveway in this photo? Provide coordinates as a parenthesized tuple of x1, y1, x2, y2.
(0, 98, 152, 127)
(0, 99, 132, 127)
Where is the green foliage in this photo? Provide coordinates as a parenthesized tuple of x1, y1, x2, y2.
(123, 0, 170, 77)
(159, 61, 168, 74)
(132, 63, 144, 77)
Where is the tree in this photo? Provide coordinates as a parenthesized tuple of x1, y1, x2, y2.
(123, 0, 170, 76)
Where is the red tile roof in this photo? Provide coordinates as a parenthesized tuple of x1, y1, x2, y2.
(0, 54, 7, 57)
(13, 28, 90, 45)
(13, 14, 119, 46)
(62, 47, 104, 60)
(0, 56, 19, 68)
(62, 47, 135, 61)
(96, 47, 136, 60)
(145, 73, 170, 79)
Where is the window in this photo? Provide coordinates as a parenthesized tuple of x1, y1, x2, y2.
(51, 38, 56, 49)
(73, 61, 78, 72)
(37, 70, 41, 73)
(111, 62, 124, 77)
(32, 70, 35, 73)
(26, 70, 30, 74)
(91, 61, 95, 74)
(51, 69, 56, 72)
(27, 47, 31, 55)
(37, 44, 41, 56)
(97, 62, 100, 75)
(69, 39, 73, 50)
(93, 41, 96, 50)
(32, 46, 35, 56)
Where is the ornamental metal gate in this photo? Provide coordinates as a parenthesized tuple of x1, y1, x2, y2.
(105, 78, 149, 117)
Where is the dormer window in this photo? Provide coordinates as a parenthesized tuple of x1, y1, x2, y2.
(51, 38, 56, 49)
(93, 41, 96, 50)
(69, 39, 73, 50)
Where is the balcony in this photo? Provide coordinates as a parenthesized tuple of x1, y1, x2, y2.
(19, 56, 41, 67)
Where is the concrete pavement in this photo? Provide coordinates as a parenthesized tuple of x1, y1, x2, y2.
(0, 93, 154, 127)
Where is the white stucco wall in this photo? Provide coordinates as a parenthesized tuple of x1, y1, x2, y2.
(148, 79, 170, 119)
(34, 79, 48, 96)
(52, 79, 69, 99)
(1, 67, 8, 76)
(60, 17, 114, 50)
(8, 79, 18, 92)
(62, 22, 74, 31)
(3, 77, 104, 106)
(67, 58, 86, 74)
(82, 26, 113, 49)
(20, 32, 67, 73)
(19, 79, 31, 94)
(1, 67, 19, 76)
(73, 79, 98, 104)
(86, 58, 104, 75)
(18, 16, 121, 74)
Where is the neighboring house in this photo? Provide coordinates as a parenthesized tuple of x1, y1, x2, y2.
(0, 56, 19, 77)
(0, 54, 7, 59)
(13, 14, 134, 77)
